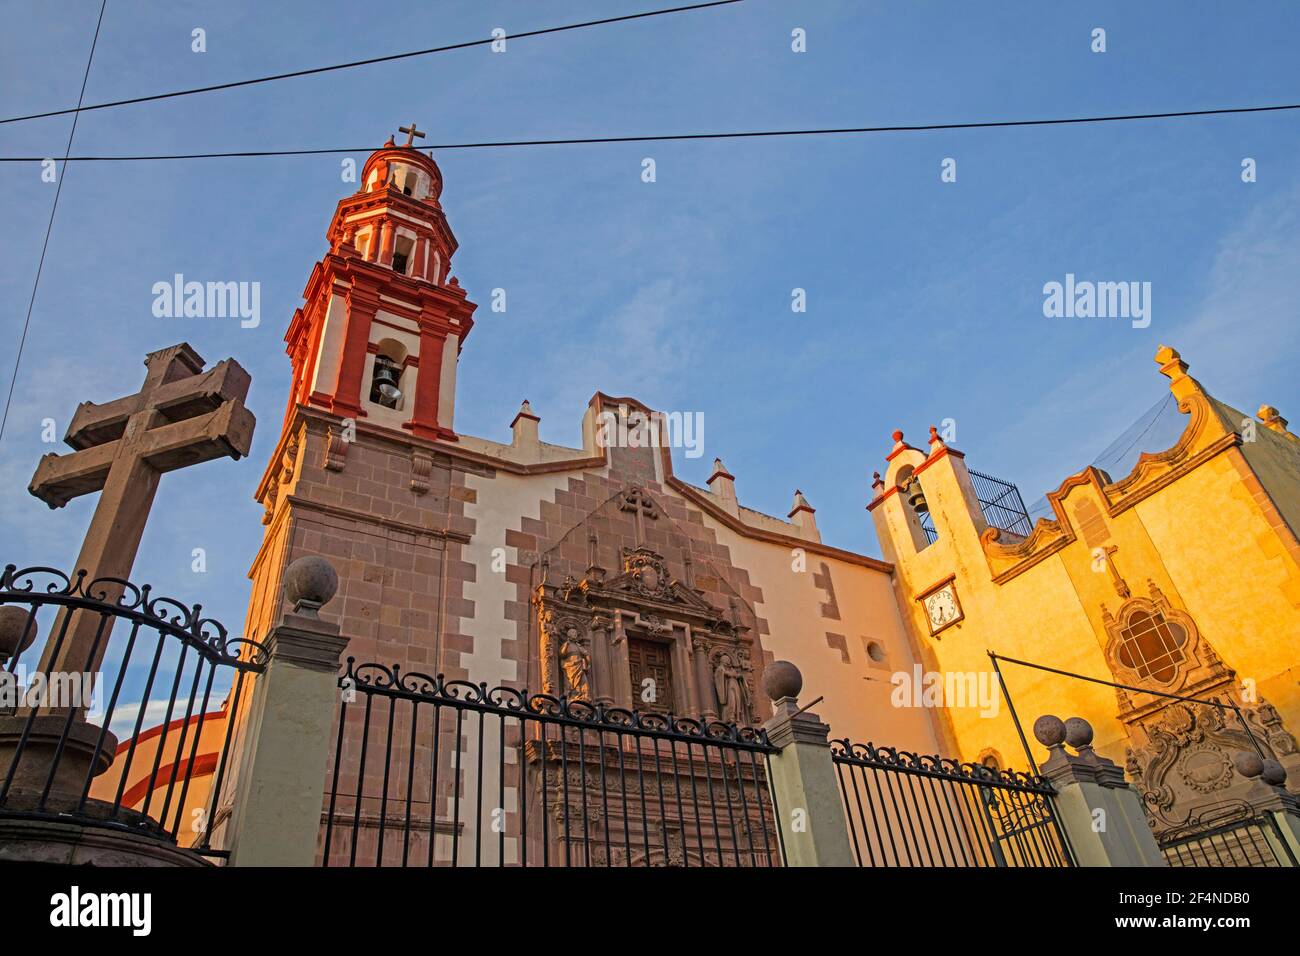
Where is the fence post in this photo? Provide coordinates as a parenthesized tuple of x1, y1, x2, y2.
(761, 661, 856, 867)
(1235, 753, 1300, 865)
(226, 557, 347, 867)
(1033, 715, 1166, 867)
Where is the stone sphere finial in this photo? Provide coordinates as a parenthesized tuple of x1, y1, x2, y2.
(1233, 751, 1264, 778)
(1033, 715, 1067, 748)
(0, 605, 37, 661)
(1064, 716, 1094, 750)
(1261, 758, 1288, 787)
(763, 660, 802, 702)
(283, 556, 339, 615)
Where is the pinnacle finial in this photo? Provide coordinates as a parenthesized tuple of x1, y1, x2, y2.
(788, 489, 814, 517)
(1155, 344, 1202, 401)
(1154, 344, 1186, 376)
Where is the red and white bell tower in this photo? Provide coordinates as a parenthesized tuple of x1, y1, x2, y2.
(283, 126, 476, 441)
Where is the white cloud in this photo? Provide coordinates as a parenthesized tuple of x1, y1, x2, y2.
(1175, 183, 1300, 401)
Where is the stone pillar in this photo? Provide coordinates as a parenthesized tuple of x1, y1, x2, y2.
(405, 323, 446, 441)
(760, 661, 855, 867)
(536, 608, 559, 697)
(226, 557, 348, 867)
(590, 614, 614, 707)
(331, 280, 380, 419)
(1033, 715, 1166, 867)
(610, 612, 633, 710)
(691, 632, 718, 721)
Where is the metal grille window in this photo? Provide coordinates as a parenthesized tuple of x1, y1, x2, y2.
(1116, 609, 1187, 684)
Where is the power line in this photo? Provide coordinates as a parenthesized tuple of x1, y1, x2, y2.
(0, 0, 108, 445)
(2, 101, 1296, 163)
(0, 1, 743, 127)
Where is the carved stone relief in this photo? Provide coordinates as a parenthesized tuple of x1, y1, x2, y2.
(1106, 581, 1300, 836)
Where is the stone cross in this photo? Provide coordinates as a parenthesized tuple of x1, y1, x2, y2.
(619, 487, 657, 544)
(398, 122, 425, 147)
(28, 342, 256, 673)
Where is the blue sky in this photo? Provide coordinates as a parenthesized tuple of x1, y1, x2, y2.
(1, 0, 1298, 635)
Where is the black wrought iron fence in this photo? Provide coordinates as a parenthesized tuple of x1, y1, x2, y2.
(831, 740, 1074, 867)
(322, 658, 783, 867)
(0, 564, 266, 858)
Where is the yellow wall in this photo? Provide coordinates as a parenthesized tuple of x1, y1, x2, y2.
(1137, 447, 1300, 728)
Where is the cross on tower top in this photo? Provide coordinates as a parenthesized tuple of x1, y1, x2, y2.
(398, 123, 426, 147)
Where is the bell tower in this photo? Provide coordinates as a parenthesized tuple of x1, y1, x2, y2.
(283, 125, 476, 441)
(241, 127, 482, 665)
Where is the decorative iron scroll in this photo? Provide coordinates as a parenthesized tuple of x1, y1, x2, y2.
(341, 658, 774, 751)
(0, 564, 267, 668)
(0, 562, 262, 859)
(830, 739, 1056, 794)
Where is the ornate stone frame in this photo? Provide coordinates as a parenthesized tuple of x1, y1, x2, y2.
(532, 545, 757, 724)
(1101, 585, 1206, 692)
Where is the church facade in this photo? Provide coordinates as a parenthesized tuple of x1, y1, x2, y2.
(205, 134, 1300, 858)
(871, 352, 1300, 840)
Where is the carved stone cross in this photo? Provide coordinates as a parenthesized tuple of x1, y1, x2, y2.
(1098, 545, 1131, 600)
(619, 486, 657, 544)
(28, 342, 256, 672)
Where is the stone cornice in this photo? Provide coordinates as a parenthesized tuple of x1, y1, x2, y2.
(265, 613, 349, 673)
(667, 476, 894, 573)
(282, 494, 473, 544)
(253, 400, 896, 576)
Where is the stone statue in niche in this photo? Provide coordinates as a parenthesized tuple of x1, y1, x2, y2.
(559, 626, 591, 700)
(712, 649, 753, 725)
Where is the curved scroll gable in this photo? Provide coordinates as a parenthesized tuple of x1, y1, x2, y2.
(981, 517, 1068, 564)
(980, 389, 1241, 586)
(979, 468, 1109, 583)
(1101, 391, 1238, 510)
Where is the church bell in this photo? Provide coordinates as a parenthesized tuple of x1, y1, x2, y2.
(371, 356, 403, 407)
(902, 475, 928, 515)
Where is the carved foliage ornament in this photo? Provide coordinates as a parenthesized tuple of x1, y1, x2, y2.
(1125, 700, 1296, 834)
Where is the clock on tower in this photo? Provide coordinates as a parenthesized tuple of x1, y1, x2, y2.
(916, 574, 964, 637)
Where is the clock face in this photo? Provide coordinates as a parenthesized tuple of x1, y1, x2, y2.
(924, 585, 960, 631)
